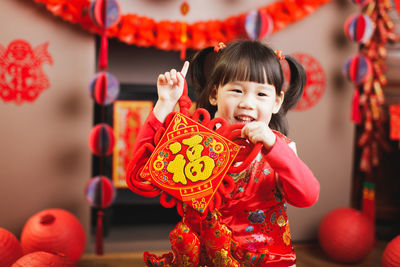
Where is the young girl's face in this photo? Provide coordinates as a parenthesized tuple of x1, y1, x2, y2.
(209, 80, 284, 126)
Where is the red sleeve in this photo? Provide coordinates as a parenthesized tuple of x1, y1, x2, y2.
(262, 135, 320, 208)
(131, 110, 163, 153)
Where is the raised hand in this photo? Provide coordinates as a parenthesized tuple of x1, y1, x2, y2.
(154, 61, 189, 122)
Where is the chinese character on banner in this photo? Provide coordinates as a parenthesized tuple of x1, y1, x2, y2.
(0, 39, 53, 104)
(140, 113, 240, 213)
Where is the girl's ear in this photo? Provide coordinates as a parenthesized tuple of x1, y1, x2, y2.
(209, 87, 218, 106)
(273, 91, 284, 114)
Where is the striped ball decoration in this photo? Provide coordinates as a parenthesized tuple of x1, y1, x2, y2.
(382, 235, 400, 267)
(88, 123, 115, 156)
(343, 54, 373, 85)
(89, 71, 119, 105)
(20, 209, 86, 263)
(344, 14, 374, 43)
(0, 227, 22, 267)
(89, 0, 121, 29)
(84, 176, 116, 209)
(12, 251, 74, 267)
(245, 9, 273, 40)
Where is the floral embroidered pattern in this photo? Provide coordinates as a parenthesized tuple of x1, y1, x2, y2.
(248, 210, 266, 224)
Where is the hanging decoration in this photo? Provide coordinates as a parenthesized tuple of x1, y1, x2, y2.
(32, 0, 332, 52)
(281, 53, 326, 111)
(343, 0, 398, 234)
(84, 176, 116, 255)
(139, 112, 240, 213)
(85, 0, 121, 256)
(244, 9, 274, 40)
(0, 39, 53, 104)
(89, 71, 119, 105)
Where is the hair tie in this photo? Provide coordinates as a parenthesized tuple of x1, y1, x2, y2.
(274, 49, 285, 60)
(214, 42, 226, 52)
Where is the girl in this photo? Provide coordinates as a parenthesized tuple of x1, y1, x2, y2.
(128, 40, 320, 266)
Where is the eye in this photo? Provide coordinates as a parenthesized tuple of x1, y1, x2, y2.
(258, 92, 268, 97)
(231, 89, 242, 93)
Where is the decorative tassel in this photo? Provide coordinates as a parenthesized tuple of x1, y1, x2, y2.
(362, 182, 375, 227)
(95, 210, 105, 255)
(351, 89, 361, 124)
(99, 33, 108, 70)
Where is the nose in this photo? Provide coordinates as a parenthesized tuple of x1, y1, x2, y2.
(238, 94, 255, 109)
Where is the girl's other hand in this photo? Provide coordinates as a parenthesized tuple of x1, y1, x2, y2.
(241, 121, 276, 150)
(154, 61, 189, 122)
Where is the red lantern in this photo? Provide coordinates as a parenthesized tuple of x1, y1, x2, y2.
(84, 176, 116, 255)
(382, 235, 400, 267)
(318, 208, 375, 263)
(89, 71, 119, 105)
(244, 9, 273, 40)
(344, 14, 374, 43)
(84, 176, 116, 209)
(11, 251, 74, 267)
(343, 54, 373, 85)
(20, 209, 86, 263)
(88, 123, 115, 156)
(0, 227, 22, 267)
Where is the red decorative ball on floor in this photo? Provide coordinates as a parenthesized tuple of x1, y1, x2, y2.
(11, 251, 74, 267)
(382, 235, 400, 267)
(20, 209, 86, 263)
(0, 227, 23, 267)
(318, 207, 375, 263)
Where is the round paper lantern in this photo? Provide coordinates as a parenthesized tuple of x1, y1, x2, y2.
(382, 235, 400, 267)
(20, 209, 86, 263)
(12, 251, 74, 267)
(245, 9, 273, 40)
(89, 123, 115, 156)
(343, 54, 373, 85)
(89, 71, 119, 105)
(89, 0, 121, 29)
(318, 207, 375, 263)
(344, 14, 374, 43)
(84, 176, 116, 209)
(0, 227, 22, 267)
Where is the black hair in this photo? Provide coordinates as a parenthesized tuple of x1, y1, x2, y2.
(189, 40, 306, 135)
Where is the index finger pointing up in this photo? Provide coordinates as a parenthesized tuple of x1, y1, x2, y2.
(180, 61, 189, 77)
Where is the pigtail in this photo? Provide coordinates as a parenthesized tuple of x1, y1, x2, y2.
(189, 46, 218, 115)
(281, 55, 306, 112)
(270, 55, 306, 135)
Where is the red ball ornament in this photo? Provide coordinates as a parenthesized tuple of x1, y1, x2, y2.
(89, 0, 121, 29)
(343, 54, 373, 85)
(84, 176, 116, 209)
(0, 227, 22, 267)
(20, 209, 86, 263)
(344, 14, 374, 43)
(88, 123, 115, 156)
(11, 251, 74, 267)
(318, 208, 375, 263)
(244, 9, 273, 40)
(382, 235, 400, 267)
(89, 71, 120, 105)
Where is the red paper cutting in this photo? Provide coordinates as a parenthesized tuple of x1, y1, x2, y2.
(0, 39, 53, 104)
(140, 113, 240, 213)
(282, 53, 326, 111)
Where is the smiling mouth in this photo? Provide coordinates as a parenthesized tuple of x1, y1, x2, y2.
(235, 115, 255, 123)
